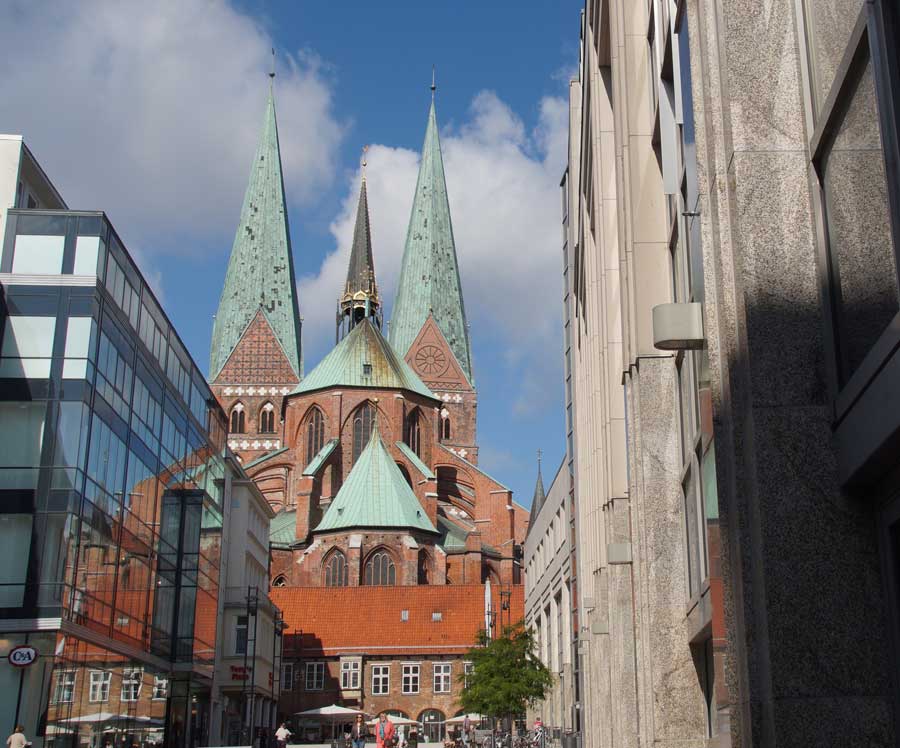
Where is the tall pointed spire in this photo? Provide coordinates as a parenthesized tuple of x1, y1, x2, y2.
(338, 147, 381, 340)
(389, 93, 473, 382)
(528, 450, 546, 527)
(210, 77, 303, 381)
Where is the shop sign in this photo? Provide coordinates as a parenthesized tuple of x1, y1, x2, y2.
(8, 645, 38, 667)
(230, 665, 250, 681)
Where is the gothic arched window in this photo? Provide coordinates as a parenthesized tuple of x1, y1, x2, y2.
(306, 408, 325, 464)
(404, 408, 421, 456)
(230, 402, 245, 434)
(272, 575, 287, 588)
(324, 551, 348, 587)
(259, 402, 276, 433)
(352, 402, 375, 464)
(417, 549, 430, 584)
(441, 416, 451, 440)
(364, 550, 396, 586)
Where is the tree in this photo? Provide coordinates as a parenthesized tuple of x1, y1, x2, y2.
(459, 620, 553, 719)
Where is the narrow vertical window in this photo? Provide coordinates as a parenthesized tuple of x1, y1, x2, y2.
(352, 402, 375, 463)
(259, 402, 276, 433)
(230, 402, 245, 434)
(306, 408, 325, 464)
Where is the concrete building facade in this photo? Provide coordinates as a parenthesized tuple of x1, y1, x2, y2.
(566, 0, 900, 746)
(523, 461, 576, 737)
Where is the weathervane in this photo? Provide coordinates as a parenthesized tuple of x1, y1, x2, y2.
(361, 145, 369, 180)
(431, 65, 436, 97)
(269, 47, 276, 80)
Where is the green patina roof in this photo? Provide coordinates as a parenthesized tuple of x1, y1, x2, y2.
(303, 438, 339, 476)
(243, 446, 289, 470)
(292, 318, 436, 400)
(270, 509, 297, 546)
(389, 97, 473, 384)
(314, 426, 438, 534)
(395, 441, 435, 480)
(437, 514, 469, 551)
(210, 84, 303, 381)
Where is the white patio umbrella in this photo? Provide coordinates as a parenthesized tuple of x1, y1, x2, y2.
(366, 717, 421, 727)
(296, 704, 367, 741)
(445, 714, 486, 725)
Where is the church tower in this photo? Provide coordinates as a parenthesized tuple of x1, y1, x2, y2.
(389, 89, 479, 462)
(337, 153, 382, 341)
(209, 77, 303, 462)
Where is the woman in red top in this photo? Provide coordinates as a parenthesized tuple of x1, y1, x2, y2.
(375, 714, 396, 748)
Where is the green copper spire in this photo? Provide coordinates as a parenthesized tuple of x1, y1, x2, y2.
(314, 423, 438, 534)
(389, 96, 473, 383)
(209, 82, 302, 381)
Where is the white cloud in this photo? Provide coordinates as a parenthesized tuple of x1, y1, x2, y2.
(0, 0, 344, 252)
(299, 91, 568, 413)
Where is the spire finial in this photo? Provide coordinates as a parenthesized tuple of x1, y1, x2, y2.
(361, 145, 369, 181)
(431, 65, 436, 97)
(269, 47, 276, 80)
(537, 448, 542, 471)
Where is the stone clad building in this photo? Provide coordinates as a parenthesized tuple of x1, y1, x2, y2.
(565, 0, 900, 746)
(207, 83, 529, 733)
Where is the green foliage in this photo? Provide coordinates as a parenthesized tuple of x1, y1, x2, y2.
(459, 620, 553, 718)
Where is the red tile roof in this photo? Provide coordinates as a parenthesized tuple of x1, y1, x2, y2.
(273, 584, 524, 656)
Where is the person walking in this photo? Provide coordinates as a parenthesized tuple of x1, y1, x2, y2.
(462, 717, 471, 748)
(351, 715, 368, 748)
(6, 727, 26, 748)
(374, 714, 395, 748)
(275, 722, 292, 748)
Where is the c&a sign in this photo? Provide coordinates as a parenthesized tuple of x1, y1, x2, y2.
(8, 646, 38, 667)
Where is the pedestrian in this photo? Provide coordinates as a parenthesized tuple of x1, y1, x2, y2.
(463, 716, 471, 748)
(350, 716, 367, 748)
(374, 713, 395, 748)
(6, 727, 26, 748)
(275, 722, 292, 748)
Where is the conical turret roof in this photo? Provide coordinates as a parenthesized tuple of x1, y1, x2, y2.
(210, 83, 302, 381)
(389, 97, 473, 383)
(314, 424, 438, 534)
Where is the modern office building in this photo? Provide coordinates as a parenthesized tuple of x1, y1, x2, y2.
(566, 0, 900, 746)
(523, 460, 576, 737)
(211, 454, 281, 746)
(0, 139, 229, 748)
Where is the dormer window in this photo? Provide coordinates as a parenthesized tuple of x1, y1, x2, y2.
(362, 363, 372, 377)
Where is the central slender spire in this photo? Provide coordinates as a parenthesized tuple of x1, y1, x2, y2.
(388, 92, 473, 383)
(210, 77, 303, 381)
(338, 147, 381, 341)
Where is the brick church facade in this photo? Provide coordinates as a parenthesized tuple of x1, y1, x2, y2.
(207, 82, 528, 733)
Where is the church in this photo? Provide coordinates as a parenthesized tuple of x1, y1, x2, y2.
(206, 79, 528, 733)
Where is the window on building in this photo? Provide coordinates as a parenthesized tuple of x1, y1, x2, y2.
(281, 663, 294, 691)
(433, 663, 451, 693)
(52, 670, 76, 703)
(341, 660, 361, 689)
(305, 662, 325, 691)
(324, 551, 349, 587)
(121, 669, 143, 702)
(397, 463, 413, 488)
(230, 403, 245, 434)
(418, 550, 430, 584)
(463, 662, 474, 689)
(235, 615, 248, 655)
(402, 664, 420, 694)
(418, 710, 446, 742)
(259, 402, 276, 433)
(152, 675, 168, 700)
(404, 408, 421, 456)
(272, 575, 287, 588)
(352, 403, 375, 463)
(364, 550, 396, 586)
(89, 671, 111, 702)
(306, 408, 325, 464)
(371, 665, 390, 695)
(441, 416, 451, 440)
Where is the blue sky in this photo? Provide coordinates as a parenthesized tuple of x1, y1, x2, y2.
(1, 0, 581, 507)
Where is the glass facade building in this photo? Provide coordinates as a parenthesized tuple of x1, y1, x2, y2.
(0, 209, 227, 748)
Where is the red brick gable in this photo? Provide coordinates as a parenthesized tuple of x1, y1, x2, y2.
(214, 309, 300, 386)
(273, 583, 524, 654)
(405, 313, 472, 391)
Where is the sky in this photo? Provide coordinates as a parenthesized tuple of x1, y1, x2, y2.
(0, 0, 581, 508)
